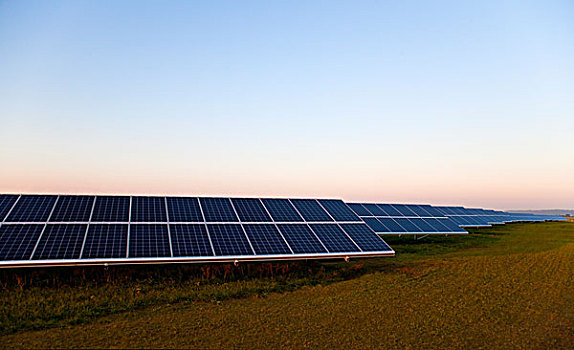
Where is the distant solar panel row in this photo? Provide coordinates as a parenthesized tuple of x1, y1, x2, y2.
(0, 195, 393, 267)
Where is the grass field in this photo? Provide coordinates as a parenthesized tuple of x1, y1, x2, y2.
(1, 222, 573, 348)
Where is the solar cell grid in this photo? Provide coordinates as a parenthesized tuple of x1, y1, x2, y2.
(276, 224, 327, 254)
(377, 218, 407, 232)
(377, 204, 402, 216)
(207, 224, 253, 256)
(82, 224, 128, 259)
(0, 195, 19, 222)
(128, 224, 171, 258)
(199, 198, 239, 222)
(166, 197, 203, 222)
(309, 224, 359, 253)
(231, 198, 272, 222)
(347, 203, 371, 217)
(317, 200, 361, 222)
(339, 224, 393, 252)
(363, 217, 391, 233)
(260, 199, 303, 222)
(90, 196, 130, 222)
(0, 224, 44, 260)
(243, 224, 292, 255)
(170, 224, 213, 257)
(393, 218, 423, 232)
(32, 224, 87, 260)
(290, 199, 333, 222)
(131, 197, 167, 222)
(49, 196, 94, 222)
(362, 204, 387, 216)
(390, 204, 418, 216)
(5, 195, 57, 222)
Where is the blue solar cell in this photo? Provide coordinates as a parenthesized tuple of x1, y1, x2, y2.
(207, 224, 253, 256)
(243, 224, 292, 255)
(82, 224, 128, 258)
(131, 197, 167, 222)
(0, 224, 44, 260)
(405, 205, 432, 217)
(91, 196, 130, 222)
(128, 224, 171, 258)
(339, 224, 393, 252)
(308, 224, 359, 252)
(393, 218, 423, 232)
(422, 206, 447, 217)
(49, 196, 95, 222)
(347, 203, 371, 217)
(390, 204, 418, 216)
(0, 195, 19, 222)
(377, 218, 407, 232)
(363, 217, 391, 233)
(5, 195, 57, 222)
(167, 197, 203, 222)
(317, 200, 361, 222)
(290, 199, 333, 221)
(260, 199, 303, 222)
(32, 224, 87, 260)
(231, 198, 272, 222)
(408, 218, 435, 232)
(199, 198, 239, 222)
(276, 224, 327, 253)
(362, 204, 387, 216)
(170, 224, 213, 257)
(377, 204, 402, 216)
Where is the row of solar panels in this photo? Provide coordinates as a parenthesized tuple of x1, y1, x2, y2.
(0, 195, 393, 267)
(349, 202, 567, 234)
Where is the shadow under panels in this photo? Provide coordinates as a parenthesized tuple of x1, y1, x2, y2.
(0, 195, 393, 267)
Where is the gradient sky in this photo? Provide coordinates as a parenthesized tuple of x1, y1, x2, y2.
(1, 1, 573, 210)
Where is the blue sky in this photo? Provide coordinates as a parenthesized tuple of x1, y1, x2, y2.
(1, 0, 573, 209)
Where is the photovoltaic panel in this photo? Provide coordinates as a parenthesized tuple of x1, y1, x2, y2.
(32, 224, 87, 260)
(5, 195, 57, 222)
(377, 218, 407, 232)
(199, 198, 239, 222)
(0, 195, 19, 221)
(0, 224, 44, 260)
(317, 200, 361, 222)
(128, 224, 171, 258)
(170, 224, 213, 257)
(363, 217, 391, 233)
(82, 224, 128, 259)
(242, 224, 292, 255)
(90, 196, 130, 222)
(339, 224, 393, 252)
(347, 203, 371, 217)
(309, 224, 359, 252)
(408, 218, 436, 232)
(276, 224, 327, 254)
(49, 196, 95, 222)
(393, 218, 423, 232)
(207, 224, 253, 256)
(377, 204, 402, 216)
(291, 199, 333, 222)
(390, 204, 418, 216)
(131, 197, 167, 222)
(166, 197, 203, 222)
(260, 199, 303, 222)
(362, 204, 387, 216)
(406, 205, 433, 217)
(231, 198, 272, 222)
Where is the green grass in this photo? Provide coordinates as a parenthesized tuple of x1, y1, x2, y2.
(1, 222, 573, 348)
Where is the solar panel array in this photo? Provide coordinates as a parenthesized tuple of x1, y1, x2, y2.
(0, 195, 394, 267)
(433, 206, 567, 227)
(348, 203, 468, 235)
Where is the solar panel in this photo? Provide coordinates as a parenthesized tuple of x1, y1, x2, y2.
(49, 196, 95, 222)
(291, 199, 333, 222)
(308, 224, 359, 252)
(90, 196, 130, 222)
(377, 204, 402, 216)
(0, 195, 19, 221)
(128, 224, 171, 258)
(363, 217, 391, 233)
(0, 224, 44, 260)
(170, 224, 213, 257)
(318, 200, 361, 222)
(207, 224, 253, 256)
(82, 224, 128, 259)
(276, 224, 327, 253)
(32, 224, 87, 260)
(131, 197, 167, 222)
(231, 198, 272, 222)
(391, 205, 418, 216)
(347, 203, 371, 217)
(166, 197, 203, 222)
(5, 195, 57, 222)
(339, 224, 393, 252)
(362, 204, 387, 216)
(377, 218, 407, 232)
(199, 198, 239, 222)
(408, 218, 436, 232)
(242, 224, 292, 255)
(393, 218, 423, 232)
(260, 199, 303, 222)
